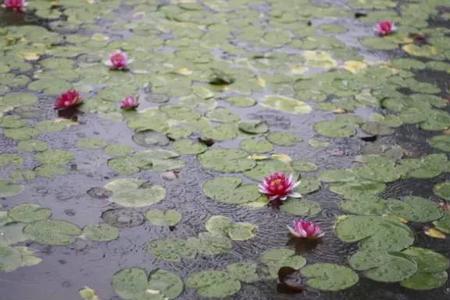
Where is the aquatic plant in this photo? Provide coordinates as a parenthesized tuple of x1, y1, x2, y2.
(287, 219, 324, 239)
(258, 172, 301, 202)
(374, 20, 396, 36)
(120, 96, 139, 110)
(54, 89, 82, 110)
(106, 50, 131, 70)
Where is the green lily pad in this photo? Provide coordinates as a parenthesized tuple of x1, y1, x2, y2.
(17, 140, 48, 152)
(105, 179, 166, 208)
(335, 215, 414, 251)
(238, 120, 269, 134)
(314, 116, 359, 138)
(77, 137, 108, 150)
(349, 249, 418, 283)
(104, 144, 134, 157)
(0, 180, 24, 197)
(266, 132, 300, 146)
(8, 203, 51, 223)
(292, 160, 318, 173)
(226, 262, 259, 283)
(0, 245, 42, 272)
(0, 223, 29, 246)
(82, 224, 119, 242)
(402, 247, 449, 274)
(203, 177, 260, 204)
(35, 149, 74, 165)
(280, 199, 321, 216)
(401, 270, 448, 290)
(386, 196, 442, 222)
(24, 219, 81, 246)
(433, 213, 450, 234)
(261, 95, 312, 114)
(132, 131, 170, 147)
(198, 148, 255, 173)
(112, 268, 149, 299)
(226, 96, 256, 107)
(240, 138, 273, 153)
(428, 135, 450, 152)
(186, 270, 241, 298)
(173, 139, 207, 155)
(205, 215, 257, 241)
(302, 263, 358, 291)
(194, 232, 233, 255)
(260, 248, 306, 278)
(243, 159, 292, 181)
(147, 239, 197, 262)
(147, 269, 184, 299)
(0, 154, 23, 167)
(145, 209, 182, 226)
(207, 107, 240, 123)
(308, 138, 330, 148)
(433, 182, 450, 201)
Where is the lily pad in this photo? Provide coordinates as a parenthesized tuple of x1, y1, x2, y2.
(240, 138, 273, 153)
(280, 199, 321, 216)
(147, 239, 197, 262)
(428, 135, 450, 152)
(261, 95, 312, 114)
(266, 132, 300, 146)
(77, 138, 108, 150)
(8, 203, 51, 223)
(401, 270, 448, 290)
(260, 248, 306, 278)
(147, 269, 184, 299)
(112, 268, 149, 299)
(82, 224, 119, 242)
(105, 179, 166, 208)
(433, 182, 450, 201)
(386, 196, 442, 222)
(238, 120, 269, 134)
(145, 209, 182, 227)
(226, 262, 259, 283)
(301, 263, 358, 291)
(186, 270, 241, 298)
(0, 180, 24, 197)
(173, 139, 207, 155)
(0, 245, 42, 272)
(198, 148, 255, 173)
(24, 219, 81, 246)
(314, 116, 359, 138)
(203, 177, 260, 204)
(244, 159, 292, 181)
(433, 213, 450, 234)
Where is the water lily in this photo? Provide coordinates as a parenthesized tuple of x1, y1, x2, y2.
(106, 50, 131, 70)
(258, 172, 301, 202)
(2, 0, 27, 12)
(374, 20, 396, 36)
(287, 219, 324, 239)
(54, 89, 82, 110)
(120, 96, 139, 110)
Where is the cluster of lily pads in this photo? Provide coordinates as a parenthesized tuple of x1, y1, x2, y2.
(1, 0, 450, 299)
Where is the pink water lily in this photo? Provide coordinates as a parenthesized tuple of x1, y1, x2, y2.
(54, 89, 82, 110)
(120, 96, 139, 110)
(106, 50, 131, 70)
(374, 20, 396, 36)
(287, 219, 324, 239)
(258, 172, 301, 202)
(2, 0, 27, 12)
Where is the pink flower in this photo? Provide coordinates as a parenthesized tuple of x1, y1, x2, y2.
(2, 0, 27, 12)
(287, 219, 324, 239)
(54, 89, 82, 110)
(106, 50, 131, 70)
(120, 96, 139, 110)
(258, 172, 301, 202)
(374, 20, 396, 36)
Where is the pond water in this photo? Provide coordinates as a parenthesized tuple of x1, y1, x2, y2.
(0, 0, 449, 300)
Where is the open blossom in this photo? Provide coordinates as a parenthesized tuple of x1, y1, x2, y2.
(258, 172, 301, 202)
(288, 219, 324, 239)
(2, 0, 27, 12)
(106, 50, 130, 70)
(120, 96, 139, 110)
(374, 20, 396, 36)
(54, 89, 82, 110)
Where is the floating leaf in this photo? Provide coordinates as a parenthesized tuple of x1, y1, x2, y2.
(77, 138, 108, 150)
(147, 269, 184, 299)
(433, 213, 450, 234)
(433, 182, 450, 201)
(240, 138, 273, 153)
(266, 132, 300, 146)
(198, 148, 255, 173)
(203, 177, 260, 204)
(79, 287, 100, 300)
(301, 263, 358, 291)
(280, 200, 321, 216)
(147, 239, 197, 262)
(428, 135, 450, 152)
(173, 139, 207, 155)
(260, 248, 306, 278)
(186, 270, 241, 298)
(112, 268, 149, 299)
(238, 120, 269, 134)
(24, 219, 81, 246)
(8, 203, 51, 223)
(244, 159, 291, 181)
(424, 227, 446, 239)
(145, 209, 182, 227)
(401, 271, 448, 290)
(386, 196, 442, 222)
(0, 180, 24, 197)
(226, 262, 259, 283)
(105, 179, 166, 208)
(82, 224, 119, 242)
(262, 96, 312, 114)
(0, 245, 41, 272)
